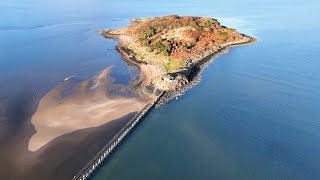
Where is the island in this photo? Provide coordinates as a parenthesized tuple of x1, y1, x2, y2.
(101, 15, 255, 104)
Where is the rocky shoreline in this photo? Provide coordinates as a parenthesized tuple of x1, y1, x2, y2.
(156, 35, 257, 107)
(101, 31, 256, 108)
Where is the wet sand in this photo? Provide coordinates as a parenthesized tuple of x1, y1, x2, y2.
(29, 67, 151, 151)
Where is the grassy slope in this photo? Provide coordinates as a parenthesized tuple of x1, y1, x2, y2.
(109, 15, 244, 73)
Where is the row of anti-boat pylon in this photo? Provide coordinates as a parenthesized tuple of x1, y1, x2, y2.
(76, 97, 160, 180)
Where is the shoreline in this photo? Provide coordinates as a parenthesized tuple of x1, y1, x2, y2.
(102, 31, 257, 107)
(101, 32, 165, 98)
(157, 35, 257, 106)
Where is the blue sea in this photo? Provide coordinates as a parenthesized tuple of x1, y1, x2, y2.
(1, 0, 320, 179)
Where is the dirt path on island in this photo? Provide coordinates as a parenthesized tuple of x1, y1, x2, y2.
(117, 35, 165, 87)
(140, 64, 165, 86)
(118, 35, 134, 47)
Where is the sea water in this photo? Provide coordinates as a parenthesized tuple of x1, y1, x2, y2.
(1, 0, 320, 179)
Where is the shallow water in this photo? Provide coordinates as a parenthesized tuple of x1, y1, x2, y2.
(1, 0, 320, 179)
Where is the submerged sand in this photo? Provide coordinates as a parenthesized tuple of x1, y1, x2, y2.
(28, 67, 151, 152)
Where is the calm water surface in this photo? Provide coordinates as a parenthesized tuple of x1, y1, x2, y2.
(1, 0, 320, 179)
(93, 0, 320, 180)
